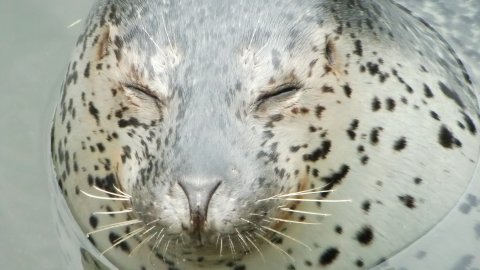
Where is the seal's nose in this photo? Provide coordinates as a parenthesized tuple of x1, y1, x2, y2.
(178, 179, 222, 233)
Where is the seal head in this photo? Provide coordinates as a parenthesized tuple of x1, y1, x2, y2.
(51, 0, 480, 269)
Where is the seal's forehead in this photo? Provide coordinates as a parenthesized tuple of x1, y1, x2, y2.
(96, 0, 327, 53)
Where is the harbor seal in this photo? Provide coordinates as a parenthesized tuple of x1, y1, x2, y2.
(51, 0, 480, 269)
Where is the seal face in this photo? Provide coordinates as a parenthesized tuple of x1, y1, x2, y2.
(51, 0, 480, 269)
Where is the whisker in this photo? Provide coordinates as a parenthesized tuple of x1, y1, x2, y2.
(281, 189, 336, 197)
(152, 231, 166, 252)
(67, 19, 81, 28)
(161, 13, 174, 52)
(81, 190, 130, 201)
(255, 232, 294, 262)
(86, 219, 142, 236)
(141, 26, 164, 54)
(145, 219, 161, 227)
(129, 232, 158, 257)
(141, 226, 156, 237)
(93, 186, 130, 199)
(248, 25, 259, 50)
(260, 225, 311, 250)
(101, 227, 144, 255)
(268, 217, 322, 225)
(163, 239, 172, 258)
(147, 230, 165, 266)
(241, 218, 267, 233)
(228, 235, 236, 255)
(215, 233, 221, 247)
(256, 187, 336, 202)
(235, 229, 250, 252)
(279, 198, 352, 203)
(112, 184, 132, 198)
(219, 237, 223, 257)
(279, 208, 331, 217)
(244, 234, 265, 262)
(93, 209, 133, 216)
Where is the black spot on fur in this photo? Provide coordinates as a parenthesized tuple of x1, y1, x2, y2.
(370, 128, 380, 145)
(438, 125, 462, 148)
(343, 84, 352, 98)
(430, 111, 440, 121)
(88, 102, 100, 124)
(118, 117, 149, 129)
(353, 40, 363, 56)
(346, 119, 359, 140)
(320, 164, 350, 195)
(315, 105, 326, 118)
(322, 85, 334, 93)
(438, 82, 464, 108)
(462, 113, 477, 135)
(356, 226, 374, 245)
(371, 97, 381, 111)
(303, 141, 331, 161)
(96, 143, 105, 153)
(414, 177, 423, 185)
(399, 195, 416, 208)
(393, 137, 407, 151)
(84, 62, 91, 78)
(423, 84, 434, 98)
(89, 215, 98, 229)
(361, 200, 371, 212)
(320, 247, 340, 266)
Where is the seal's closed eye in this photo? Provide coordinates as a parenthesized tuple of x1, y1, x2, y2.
(123, 83, 165, 108)
(255, 83, 302, 110)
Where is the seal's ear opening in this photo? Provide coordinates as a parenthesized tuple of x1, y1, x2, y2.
(324, 35, 342, 76)
(96, 25, 111, 61)
(325, 38, 335, 66)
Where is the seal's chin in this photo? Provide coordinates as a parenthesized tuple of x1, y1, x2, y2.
(160, 230, 251, 262)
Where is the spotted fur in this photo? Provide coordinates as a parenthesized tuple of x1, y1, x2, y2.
(51, 0, 480, 269)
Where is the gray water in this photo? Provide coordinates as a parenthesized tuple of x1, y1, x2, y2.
(0, 1, 93, 269)
(1, 1, 479, 269)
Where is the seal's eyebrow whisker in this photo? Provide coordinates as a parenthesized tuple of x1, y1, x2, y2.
(141, 25, 167, 58)
(80, 190, 131, 201)
(248, 24, 259, 50)
(260, 224, 311, 250)
(161, 12, 174, 52)
(101, 227, 145, 255)
(255, 232, 294, 262)
(86, 219, 143, 237)
(279, 208, 331, 217)
(93, 208, 133, 215)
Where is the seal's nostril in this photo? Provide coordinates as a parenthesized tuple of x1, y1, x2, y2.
(178, 179, 222, 233)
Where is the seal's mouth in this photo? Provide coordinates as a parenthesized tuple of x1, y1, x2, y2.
(82, 173, 346, 264)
